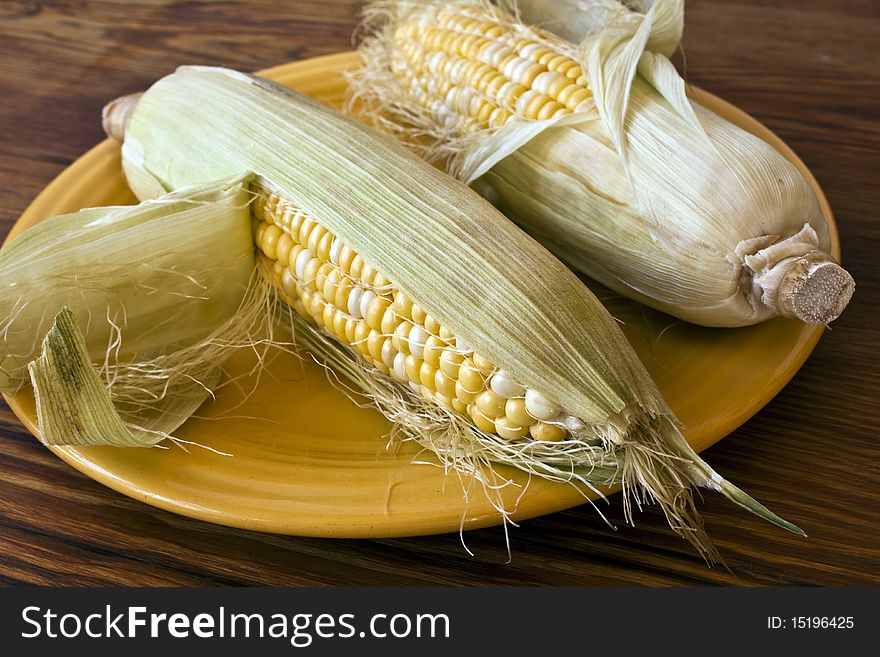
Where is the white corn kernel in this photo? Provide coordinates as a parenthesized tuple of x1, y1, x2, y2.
(329, 237, 343, 264)
(381, 338, 397, 368)
(359, 290, 377, 320)
(524, 389, 561, 421)
(348, 286, 365, 319)
(489, 369, 525, 398)
(392, 352, 407, 381)
(294, 248, 311, 281)
(408, 325, 428, 359)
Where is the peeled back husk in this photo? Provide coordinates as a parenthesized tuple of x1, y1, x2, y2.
(0, 175, 276, 446)
(104, 64, 802, 558)
(352, 0, 854, 327)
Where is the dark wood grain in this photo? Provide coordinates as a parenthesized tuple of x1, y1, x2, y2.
(0, 0, 877, 587)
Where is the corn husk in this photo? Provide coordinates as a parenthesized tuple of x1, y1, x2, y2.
(352, 0, 854, 327)
(502, 0, 683, 52)
(0, 176, 279, 446)
(28, 307, 213, 447)
(101, 64, 803, 559)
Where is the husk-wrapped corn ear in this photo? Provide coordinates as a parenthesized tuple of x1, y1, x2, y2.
(352, 0, 854, 327)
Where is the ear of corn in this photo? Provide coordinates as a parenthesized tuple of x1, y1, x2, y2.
(117, 65, 661, 431)
(98, 64, 803, 560)
(353, 0, 854, 327)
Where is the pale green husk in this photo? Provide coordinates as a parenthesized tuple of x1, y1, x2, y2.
(27, 307, 217, 447)
(2, 176, 282, 446)
(0, 176, 255, 392)
(110, 64, 803, 559)
(351, 0, 854, 327)
(29, 308, 154, 446)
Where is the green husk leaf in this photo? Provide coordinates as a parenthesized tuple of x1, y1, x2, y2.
(0, 175, 256, 393)
(29, 307, 162, 446)
(5, 174, 289, 448)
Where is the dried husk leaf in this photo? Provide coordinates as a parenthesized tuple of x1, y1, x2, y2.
(29, 308, 149, 446)
(352, 0, 854, 327)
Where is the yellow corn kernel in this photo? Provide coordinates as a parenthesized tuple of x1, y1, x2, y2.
(334, 278, 353, 311)
(475, 388, 505, 418)
(504, 398, 533, 427)
(472, 353, 495, 376)
(393, 321, 413, 355)
(332, 309, 348, 338)
(419, 361, 437, 390)
(298, 217, 316, 247)
(344, 317, 358, 344)
(404, 353, 422, 382)
(410, 303, 427, 326)
(495, 416, 529, 440)
(306, 224, 327, 257)
(275, 232, 294, 266)
(393, 291, 413, 320)
(259, 223, 283, 260)
(366, 296, 391, 332)
(434, 369, 456, 398)
(321, 302, 335, 332)
(354, 322, 371, 356)
(530, 422, 567, 442)
(439, 349, 464, 378)
(315, 262, 333, 294)
(458, 358, 485, 393)
(423, 335, 445, 368)
(469, 405, 497, 433)
(380, 304, 400, 335)
(367, 330, 385, 362)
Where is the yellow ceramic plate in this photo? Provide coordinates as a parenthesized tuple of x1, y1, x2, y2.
(2, 52, 839, 537)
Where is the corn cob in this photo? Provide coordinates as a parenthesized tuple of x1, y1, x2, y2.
(353, 0, 855, 327)
(255, 189, 569, 442)
(390, 10, 592, 128)
(101, 65, 801, 559)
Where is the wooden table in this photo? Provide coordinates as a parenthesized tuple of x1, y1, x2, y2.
(0, 1, 877, 587)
